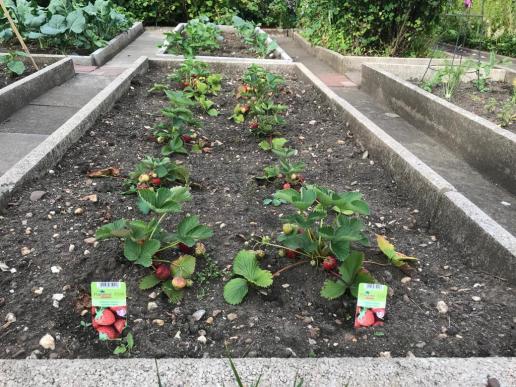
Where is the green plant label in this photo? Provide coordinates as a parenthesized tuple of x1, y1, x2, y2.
(357, 283, 387, 309)
(91, 282, 127, 307)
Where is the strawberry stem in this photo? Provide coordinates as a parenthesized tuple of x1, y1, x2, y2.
(273, 260, 307, 277)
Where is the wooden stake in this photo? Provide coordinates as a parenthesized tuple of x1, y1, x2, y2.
(0, 0, 39, 70)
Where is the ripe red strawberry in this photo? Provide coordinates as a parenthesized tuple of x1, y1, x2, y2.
(283, 182, 291, 190)
(94, 308, 116, 326)
(323, 256, 337, 271)
(109, 306, 127, 318)
(249, 120, 259, 129)
(285, 249, 298, 259)
(151, 177, 161, 186)
(155, 264, 171, 280)
(181, 134, 193, 143)
(114, 319, 126, 334)
(96, 325, 119, 340)
(178, 243, 193, 254)
(183, 81, 190, 88)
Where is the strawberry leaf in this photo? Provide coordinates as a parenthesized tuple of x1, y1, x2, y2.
(123, 239, 160, 267)
(232, 250, 273, 288)
(320, 280, 346, 300)
(171, 255, 196, 278)
(223, 278, 249, 305)
(96, 219, 130, 240)
(162, 282, 184, 304)
(139, 274, 161, 290)
(177, 215, 213, 246)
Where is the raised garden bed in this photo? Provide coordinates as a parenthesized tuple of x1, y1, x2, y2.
(159, 20, 291, 62)
(0, 62, 514, 361)
(0, 66, 36, 89)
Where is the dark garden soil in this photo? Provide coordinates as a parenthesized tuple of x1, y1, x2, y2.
(1, 66, 515, 360)
(0, 66, 36, 89)
(0, 41, 91, 56)
(428, 81, 515, 133)
(195, 32, 268, 59)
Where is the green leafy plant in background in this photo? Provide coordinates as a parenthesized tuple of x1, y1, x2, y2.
(0, 0, 132, 53)
(232, 15, 279, 57)
(0, 51, 28, 75)
(421, 59, 474, 99)
(163, 16, 222, 56)
(223, 250, 273, 305)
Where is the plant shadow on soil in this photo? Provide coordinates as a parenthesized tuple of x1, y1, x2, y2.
(0, 65, 515, 360)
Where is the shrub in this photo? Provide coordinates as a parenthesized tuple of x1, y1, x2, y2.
(297, 0, 448, 57)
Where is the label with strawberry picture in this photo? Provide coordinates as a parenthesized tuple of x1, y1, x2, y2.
(91, 282, 127, 341)
(354, 283, 388, 329)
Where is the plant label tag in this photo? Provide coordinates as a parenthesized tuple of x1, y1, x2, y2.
(354, 283, 388, 329)
(91, 282, 127, 341)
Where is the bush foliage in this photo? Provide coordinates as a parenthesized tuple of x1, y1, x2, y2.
(297, 0, 448, 57)
(112, 0, 296, 28)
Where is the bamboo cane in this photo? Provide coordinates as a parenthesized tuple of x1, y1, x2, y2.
(0, 0, 39, 70)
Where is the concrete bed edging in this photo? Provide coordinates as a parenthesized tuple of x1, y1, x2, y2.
(157, 23, 293, 63)
(0, 56, 148, 208)
(8, 22, 144, 67)
(361, 63, 516, 194)
(91, 21, 144, 66)
(293, 62, 516, 282)
(0, 57, 74, 123)
(0, 357, 514, 386)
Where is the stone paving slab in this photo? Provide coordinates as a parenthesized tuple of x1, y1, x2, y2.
(29, 74, 113, 108)
(0, 133, 47, 175)
(0, 358, 514, 386)
(0, 105, 78, 135)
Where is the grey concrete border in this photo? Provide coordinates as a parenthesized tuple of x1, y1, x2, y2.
(0, 56, 148, 208)
(294, 62, 516, 282)
(91, 22, 144, 66)
(0, 357, 514, 386)
(0, 57, 74, 122)
(157, 23, 293, 62)
(6, 22, 144, 67)
(361, 63, 516, 194)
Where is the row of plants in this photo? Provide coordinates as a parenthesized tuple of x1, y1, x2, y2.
(93, 55, 416, 342)
(0, 50, 29, 76)
(162, 15, 280, 59)
(421, 53, 515, 128)
(0, 0, 132, 53)
(220, 64, 417, 304)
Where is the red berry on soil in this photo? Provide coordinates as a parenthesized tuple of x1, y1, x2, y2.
(114, 319, 126, 334)
(96, 325, 119, 340)
(181, 134, 193, 143)
(94, 308, 116, 326)
(151, 177, 161, 186)
(178, 243, 193, 254)
(155, 263, 171, 280)
(323, 256, 337, 271)
(285, 249, 298, 259)
(283, 182, 291, 190)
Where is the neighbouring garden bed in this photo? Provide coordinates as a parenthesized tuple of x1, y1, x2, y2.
(424, 81, 516, 133)
(0, 66, 35, 89)
(0, 64, 515, 360)
(194, 32, 264, 58)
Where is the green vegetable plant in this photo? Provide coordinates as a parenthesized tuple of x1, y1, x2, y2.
(232, 16, 279, 58)
(250, 184, 375, 301)
(113, 332, 134, 355)
(0, 51, 28, 76)
(0, 0, 132, 53)
(163, 16, 222, 56)
(223, 250, 273, 305)
(498, 99, 516, 127)
(472, 51, 496, 92)
(95, 187, 213, 303)
(256, 154, 305, 187)
(422, 59, 473, 100)
(169, 59, 222, 116)
(124, 156, 189, 194)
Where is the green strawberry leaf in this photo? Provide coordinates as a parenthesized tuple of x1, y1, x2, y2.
(320, 279, 346, 300)
(171, 255, 196, 278)
(232, 250, 273, 288)
(162, 282, 184, 304)
(123, 239, 160, 267)
(223, 278, 249, 305)
(139, 274, 161, 290)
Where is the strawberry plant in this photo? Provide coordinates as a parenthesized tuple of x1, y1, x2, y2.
(254, 184, 373, 299)
(232, 16, 279, 58)
(125, 156, 189, 193)
(163, 17, 222, 57)
(223, 250, 273, 305)
(256, 155, 305, 186)
(96, 187, 213, 304)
